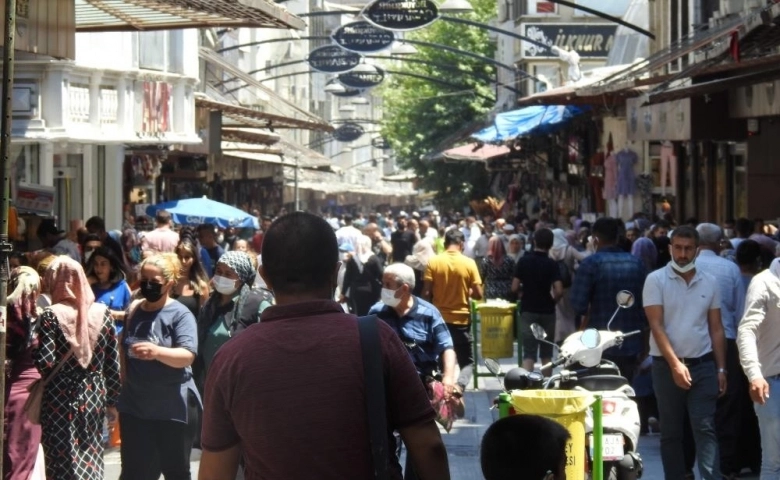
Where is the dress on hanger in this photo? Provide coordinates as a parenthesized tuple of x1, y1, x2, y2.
(603, 153, 618, 200)
(616, 148, 638, 196)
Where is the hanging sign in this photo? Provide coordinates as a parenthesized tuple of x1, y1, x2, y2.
(338, 66, 386, 89)
(307, 45, 363, 73)
(332, 21, 396, 53)
(362, 0, 439, 32)
(326, 78, 366, 98)
(372, 136, 391, 150)
(333, 123, 365, 142)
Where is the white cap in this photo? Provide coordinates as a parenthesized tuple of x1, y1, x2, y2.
(502, 224, 515, 232)
(398, 210, 408, 218)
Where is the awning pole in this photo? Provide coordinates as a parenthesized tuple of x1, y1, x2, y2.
(294, 155, 300, 211)
(0, 0, 18, 473)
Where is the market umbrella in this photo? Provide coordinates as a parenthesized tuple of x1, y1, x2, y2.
(146, 197, 259, 229)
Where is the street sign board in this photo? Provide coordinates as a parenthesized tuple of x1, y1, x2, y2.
(338, 66, 386, 89)
(307, 45, 362, 73)
(332, 21, 395, 53)
(362, 0, 439, 32)
(333, 123, 365, 142)
(372, 136, 391, 150)
(326, 78, 366, 97)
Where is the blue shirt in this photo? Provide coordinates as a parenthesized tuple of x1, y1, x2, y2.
(93, 279, 132, 312)
(118, 301, 201, 423)
(694, 250, 745, 340)
(570, 246, 648, 356)
(368, 297, 453, 376)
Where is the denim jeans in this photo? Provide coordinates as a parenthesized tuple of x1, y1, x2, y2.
(652, 357, 721, 480)
(755, 376, 780, 480)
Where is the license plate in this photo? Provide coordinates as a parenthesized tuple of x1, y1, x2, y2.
(589, 433, 624, 461)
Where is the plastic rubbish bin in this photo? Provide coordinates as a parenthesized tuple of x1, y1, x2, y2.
(477, 301, 516, 359)
(511, 390, 594, 480)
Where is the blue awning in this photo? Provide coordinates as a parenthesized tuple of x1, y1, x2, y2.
(472, 105, 587, 143)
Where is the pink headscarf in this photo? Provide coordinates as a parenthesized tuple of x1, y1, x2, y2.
(487, 236, 507, 267)
(44, 256, 107, 368)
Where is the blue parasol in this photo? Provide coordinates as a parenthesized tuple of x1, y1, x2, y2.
(146, 197, 259, 229)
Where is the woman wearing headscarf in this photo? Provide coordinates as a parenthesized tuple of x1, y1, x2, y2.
(631, 237, 659, 274)
(195, 251, 274, 389)
(33, 256, 121, 480)
(506, 234, 526, 263)
(341, 234, 384, 315)
(4, 267, 45, 480)
(405, 239, 436, 296)
(479, 236, 516, 300)
(549, 228, 588, 342)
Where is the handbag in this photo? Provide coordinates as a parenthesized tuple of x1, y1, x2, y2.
(357, 315, 390, 480)
(24, 350, 74, 425)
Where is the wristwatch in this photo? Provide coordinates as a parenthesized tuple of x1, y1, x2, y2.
(717, 368, 727, 374)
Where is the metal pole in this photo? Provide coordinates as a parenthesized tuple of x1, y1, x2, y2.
(0, 0, 17, 473)
(294, 155, 300, 211)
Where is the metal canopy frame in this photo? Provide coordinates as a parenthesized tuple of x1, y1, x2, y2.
(196, 97, 334, 133)
(76, 0, 306, 31)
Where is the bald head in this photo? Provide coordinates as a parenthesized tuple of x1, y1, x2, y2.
(696, 223, 723, 249)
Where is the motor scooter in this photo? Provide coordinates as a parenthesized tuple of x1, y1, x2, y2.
(485, 290, 644, 480)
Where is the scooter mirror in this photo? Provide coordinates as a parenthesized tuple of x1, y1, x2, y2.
(530, 323, 547, 340)
(616, 290, 635, 308)
(484, 358, 502, 376)
(580, 328, 601, 349)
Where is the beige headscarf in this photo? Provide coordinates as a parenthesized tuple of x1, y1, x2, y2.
(353, 235, 374, 273)
(406, 240, 436, 272)
(44, 256, 107, 368)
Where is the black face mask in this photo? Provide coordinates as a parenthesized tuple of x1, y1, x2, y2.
(139, 281, 164, 303)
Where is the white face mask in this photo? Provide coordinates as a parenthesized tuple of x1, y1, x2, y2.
(724, 228, 735, 239)
(669, 247, 698, 274)
(381, 287, 402, 308)
(84, 250, 94, 263)
(213, 275, 238, 295)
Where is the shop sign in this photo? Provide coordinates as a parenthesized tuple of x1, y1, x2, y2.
(338, 66, 386, 89)
(333, 123, 365, 142)
(332, 21, 395, 53)
(15, 182, 55, 216)
(307, 45, 363, 73)
(626, 97, 690, 141)
(363, 0, 439, 32)
(520, 23, 617, 58)
(372, 136, 391, 149)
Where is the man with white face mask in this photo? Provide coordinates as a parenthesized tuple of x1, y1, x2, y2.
(643, 226, 728, 480)
(368, 262, 457, 480)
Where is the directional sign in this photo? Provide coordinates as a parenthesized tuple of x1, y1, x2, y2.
(332, 20, 396, 53)
(307, 45, 362, 73)
(372, 136, 391, 150)
(363, 0, 439, 32)
(338, 66, 386, 89)
(333, 123, 365, 142)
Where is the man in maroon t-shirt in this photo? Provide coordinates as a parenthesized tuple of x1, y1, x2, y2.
(251, 216, 273, 253)
(199, 212, 449, 480)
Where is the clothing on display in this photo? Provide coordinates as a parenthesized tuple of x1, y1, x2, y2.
(588, 151, 605, 213)
(660, 142, 677, 195)
(616, 148, 638, 196)
(603, 154, 618, 200)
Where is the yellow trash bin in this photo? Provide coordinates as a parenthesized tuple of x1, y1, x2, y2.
(511, 390, 594, 480)
(476, 301, 516, 359)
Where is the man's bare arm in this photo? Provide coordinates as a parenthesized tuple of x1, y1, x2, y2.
(399, 420, 450, 480)
(422, 280, 433, 301)
(198, 446, 241, 480)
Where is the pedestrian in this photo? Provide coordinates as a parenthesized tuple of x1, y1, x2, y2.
(570, 217, 648, 382)
(368, 262, 459, 480)
(86, 246, 132, 330)
(364, 222, 393, 265)
(643, 225, 727, 480)
(341, 234, 384, 316)
(197, 224, 225, 278)
(117, 253, 202, 480)
(140, 210, 180, 257)
(198, 212, 449, 480)
(391, 215, 417, 263)
(550, 228, 588, 343)
(631, 237, 658, 273)
(172, 233, 211, 318)
(405, 239, 436, 297)
(480, 236, 515, 301)
(196, 250, 273, 388)
(80, 233, 103, 268)
(4, 267, 45, 480)
(36, 219, 81, 263)
(335, 213, 363, 250)
(34, 256, 121, 480)
(695, 223, 750, 478)
(423, 229, 483, 395)
(738, 257, 780, 479)
(86, 216, 127, 270)
(506, 234, 525, 263)
(511, 228, 563, 373)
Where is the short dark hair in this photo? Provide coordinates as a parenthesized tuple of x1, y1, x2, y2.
(81, 234, 102, 248)
(735, 239, 762, 267)
(671, 225, 700, 245)
(444, 229, 465, 247)
(85, 216, 106, 232)
(481, 414, 571, 480)
(593, 217, 620, 244)
(735, 218, 754, 237)
(534, 228, 554, 250)
(155, 210, 171, 225)
(262, 212, 338, 294)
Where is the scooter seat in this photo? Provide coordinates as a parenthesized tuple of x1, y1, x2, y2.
(574, 374, 629, 391)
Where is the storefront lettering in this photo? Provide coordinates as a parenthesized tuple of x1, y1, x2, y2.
(522, 24, 617, 58)
(332, 21, 395, 53)
(308, 46, 362, 73)
(339, 67, 386, 89)
(363, 0, 439, 31)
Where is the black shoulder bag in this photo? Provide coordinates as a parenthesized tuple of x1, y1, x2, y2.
(358, 315, 391, 480)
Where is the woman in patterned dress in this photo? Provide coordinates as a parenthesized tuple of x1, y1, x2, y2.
(479, 236, 516, 300)
(33, 256, 121, 480)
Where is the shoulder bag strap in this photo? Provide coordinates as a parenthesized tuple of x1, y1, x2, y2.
(357, 315, 390, 480)
(42, 350, 74, 387)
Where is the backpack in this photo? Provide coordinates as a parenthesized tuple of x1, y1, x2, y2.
(557, 247, 573, 288)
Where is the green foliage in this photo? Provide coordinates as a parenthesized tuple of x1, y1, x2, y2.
(378, 0, 496, 210)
